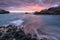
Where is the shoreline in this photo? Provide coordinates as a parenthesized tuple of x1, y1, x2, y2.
(0, 24, 38, 40)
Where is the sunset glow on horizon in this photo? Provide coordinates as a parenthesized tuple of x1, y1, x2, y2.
(22, 4, 46, 11)
(9, 10, 34, 13)
(8, 4, 46, 13)
(0, 0, 60, 12)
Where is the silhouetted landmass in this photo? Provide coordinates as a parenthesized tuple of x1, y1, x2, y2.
(25, 12, 29, 14)
(0, 9, 9, 14)
(34, 6, 60, 15)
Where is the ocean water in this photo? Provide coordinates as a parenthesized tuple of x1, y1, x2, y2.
(0, 13, 24, 26)
(0, 13, 60, 40)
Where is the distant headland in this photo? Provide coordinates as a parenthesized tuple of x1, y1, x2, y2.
(0, 9, 9, 14)
(34, 6, 60, 15)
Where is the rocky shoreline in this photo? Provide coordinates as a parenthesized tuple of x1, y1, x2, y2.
(34, 6, 60, 15)
(0, 25, 38, 40)
(0, 24, 48, 40)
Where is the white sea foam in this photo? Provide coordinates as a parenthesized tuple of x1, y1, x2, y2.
(34, 29, 58, 40)
(10, 19, 24, 26)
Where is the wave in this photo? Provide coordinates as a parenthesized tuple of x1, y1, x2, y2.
(35, 29, 59, 40)
(9, 19, 24, 26)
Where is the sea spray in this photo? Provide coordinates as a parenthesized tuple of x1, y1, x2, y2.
(8, 15, 59, 40)
(33, 28, 58, 40)
(21, 15, 45, 40)
(9, 19, 24, 26)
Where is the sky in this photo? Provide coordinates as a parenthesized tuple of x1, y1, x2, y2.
(0, 0, 60, 12)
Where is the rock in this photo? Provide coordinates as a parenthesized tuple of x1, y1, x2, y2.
(0, 25, 38, 40)
(40, 38, 48, 40)
(34, 6, 60, 15)
(0, 9, 9, 14)
(0, 32, 2, 36)
(25, 12, 29, 14)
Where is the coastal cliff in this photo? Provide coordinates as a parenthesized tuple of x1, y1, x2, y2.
(34, 6, 60, 15)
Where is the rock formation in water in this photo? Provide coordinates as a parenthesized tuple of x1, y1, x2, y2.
(25, 12, 29, 14)
(0, 9, 9, 14)
(34, 6, 60, 15)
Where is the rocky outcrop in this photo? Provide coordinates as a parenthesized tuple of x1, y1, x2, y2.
(25, 12, 29, 14)
(34, 6, 60, 15)
(0, 25, 38, 40)
(0, 24, 49, 40)
(0, 9, 9, 14)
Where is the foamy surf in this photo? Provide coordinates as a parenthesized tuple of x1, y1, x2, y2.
(34, 29, 58, 40)
(9, 19, 24, 26)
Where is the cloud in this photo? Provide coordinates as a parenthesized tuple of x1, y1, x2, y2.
(42, 0, 60, 5)
(0, 0, 60, 10)
(0, 0, 38, 7)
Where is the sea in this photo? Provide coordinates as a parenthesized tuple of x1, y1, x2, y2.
(0, 13, 60, 40)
